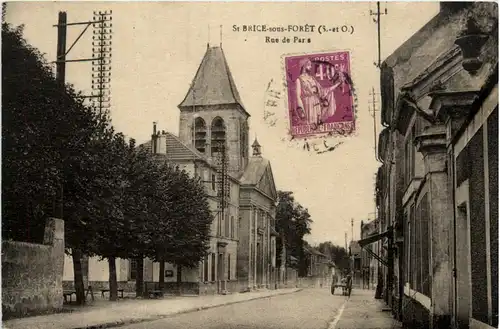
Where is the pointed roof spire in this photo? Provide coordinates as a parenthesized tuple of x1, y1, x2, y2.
(252, 138, 262, 157)
(178, 46, 249, 117)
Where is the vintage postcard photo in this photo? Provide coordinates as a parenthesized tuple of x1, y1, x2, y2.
(2, 2, 498, 329)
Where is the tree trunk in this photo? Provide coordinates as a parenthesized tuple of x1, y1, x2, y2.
(72, 249, 86, 305)
(108, 257, 118, 301)
(158, 258, 165, 290)
(135, 256, 144, 297)
(176, 265, 182, 296)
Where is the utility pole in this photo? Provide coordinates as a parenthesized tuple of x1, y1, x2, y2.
(56, 12, 67, 87)
(53, 11, 68, 219)
(53, 10, 112, 218)
(369, 87, 380, 161)
(53, 10, 113, 111)
(351, 218, 354, 242)
(370, 1, 388, 68)
(53, 9, 113, 305)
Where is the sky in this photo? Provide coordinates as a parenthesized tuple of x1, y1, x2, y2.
(5, 1, 439, 248)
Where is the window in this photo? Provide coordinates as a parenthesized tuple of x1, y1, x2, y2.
(404, 212, 410, 284)
(227, 254, 231, 280)
(225, 212, 230, 237)
(211, 253, 216, 282)
(404, 124, 416, 186)
(194, 117, 207, 153)
(230, 216, 235, 238)
(411, 125, 416, 177)
(240, 119, 248, 160)
(211, 117, 226, 155)
(415, 202, 422, 292)
(218, 212, 222, 236)
(408, 194, 430, 296)
(130, 259, 137, 281)
(212, 174, 216, 191)
(203, 254, 209, 282)
(420, 195, 431, 296)
(409, 205, 415, 287)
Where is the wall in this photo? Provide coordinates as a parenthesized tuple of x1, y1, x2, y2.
(237, 205, 251, 285)
(2, 218, 65, 320)
(382, 4, 498, 328)
(402, 294, 431, 329)
(63, 256, 130, 284)
(152, 262, 197, 283)
(179, 105, 249, 173)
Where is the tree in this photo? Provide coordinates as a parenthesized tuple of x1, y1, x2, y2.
(2, 21, 119, 305)
(120, 145, 167, 297)
(147, 161, 212, 295)
(317, 241, 350, 272)
(275, 191, 313, 276)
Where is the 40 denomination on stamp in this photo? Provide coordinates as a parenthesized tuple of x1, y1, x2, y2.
(283, 50, 355, 139)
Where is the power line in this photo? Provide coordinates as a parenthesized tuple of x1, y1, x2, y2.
(52, 10, 113, 219)
(370, 1, 388, 68)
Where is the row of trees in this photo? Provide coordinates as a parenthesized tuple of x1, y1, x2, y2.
(317, 241, 350, 272)
(2, 22, 213, 304)
(275, 191, 313, 277)
(273, 190, 350, 276)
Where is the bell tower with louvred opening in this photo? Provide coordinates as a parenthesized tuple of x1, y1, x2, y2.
(178, 44, 250, 174)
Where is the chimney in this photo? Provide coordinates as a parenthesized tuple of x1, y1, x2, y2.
(157, 131, 168, 154)
(152, 122, 158, 154)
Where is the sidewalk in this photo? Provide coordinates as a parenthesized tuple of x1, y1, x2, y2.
(331, 289, 403, 329)
(3, 288, 301, 329)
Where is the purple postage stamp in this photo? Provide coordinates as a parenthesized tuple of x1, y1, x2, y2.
(284, 51, 355, 139)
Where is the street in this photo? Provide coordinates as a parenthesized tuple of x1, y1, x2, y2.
(121, 288, 347, 329)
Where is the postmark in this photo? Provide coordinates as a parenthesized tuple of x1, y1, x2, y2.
(283, 50, 356, 140)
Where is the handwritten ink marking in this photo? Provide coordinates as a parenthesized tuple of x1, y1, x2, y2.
(317, 141, 344, 154)
(263, 79, 282, 128)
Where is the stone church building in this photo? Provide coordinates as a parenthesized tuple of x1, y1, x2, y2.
(63, 44, 279, 295)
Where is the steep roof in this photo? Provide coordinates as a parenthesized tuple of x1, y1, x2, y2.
(240, 157, 269, 185)
(304, 245, 328, 257)
(178, 46, 248, 116)
(240, 156, 278, 201)
(138, 132, 204, 161)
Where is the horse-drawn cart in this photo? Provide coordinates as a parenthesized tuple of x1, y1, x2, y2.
(331, 278, 352, 296)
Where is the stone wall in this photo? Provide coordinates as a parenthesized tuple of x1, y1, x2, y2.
(402, 295, 430, 329)
(2, 218, 65, 320)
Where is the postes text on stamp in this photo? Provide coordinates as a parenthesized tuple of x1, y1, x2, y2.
(284, 51, 355, 139)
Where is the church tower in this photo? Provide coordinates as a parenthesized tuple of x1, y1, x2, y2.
(177, 45, 250, 173)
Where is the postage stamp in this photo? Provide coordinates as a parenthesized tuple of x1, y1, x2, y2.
(283, 50, 355, 139)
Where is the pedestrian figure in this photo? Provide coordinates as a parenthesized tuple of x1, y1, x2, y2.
(331, 272, 339, 295)
(346, 273, 353, 297)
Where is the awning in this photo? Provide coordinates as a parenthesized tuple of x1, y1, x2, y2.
(357, 230, 392, 248)
(355, 229, 393, 268)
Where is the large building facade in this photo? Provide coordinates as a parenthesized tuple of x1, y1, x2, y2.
(374, 3, 498, 329)
(360, 219, 379, 289)
(63, 44, 278, 295)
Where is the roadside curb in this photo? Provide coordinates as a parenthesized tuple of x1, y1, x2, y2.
(72, 288, 303, 329)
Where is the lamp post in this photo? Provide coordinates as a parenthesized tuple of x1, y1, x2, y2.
(455, 17, 489, 75)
